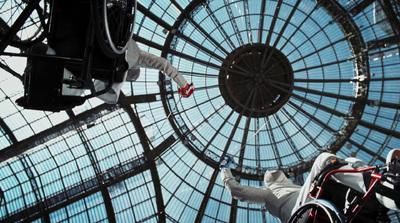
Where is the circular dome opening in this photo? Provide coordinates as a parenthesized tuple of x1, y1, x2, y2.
(162, 0, 370, 176)
(219, 44, 294, 118)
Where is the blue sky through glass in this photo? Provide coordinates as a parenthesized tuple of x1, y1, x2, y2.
(0, 0, 400, 222)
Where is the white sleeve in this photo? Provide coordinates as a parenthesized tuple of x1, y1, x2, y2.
(221, 168, 300, 222)
(220, 168, 273, 206)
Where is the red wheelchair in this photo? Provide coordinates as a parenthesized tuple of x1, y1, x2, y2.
(288, 161, 400, 223)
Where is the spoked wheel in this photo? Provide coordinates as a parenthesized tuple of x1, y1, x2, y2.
(288, 200, 345, 223)
(0, 0, 49, 49)
(92, 0, 137, 57)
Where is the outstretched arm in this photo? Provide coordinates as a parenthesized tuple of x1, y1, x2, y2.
(220, 168, 275, 206)
(220, 168, 300, 222)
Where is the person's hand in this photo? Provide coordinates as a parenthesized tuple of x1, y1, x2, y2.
(219, 155, 233, 170)
(178, 83, 194, 98)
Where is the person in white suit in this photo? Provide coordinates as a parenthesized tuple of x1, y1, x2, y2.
(219, 149, 400, 222)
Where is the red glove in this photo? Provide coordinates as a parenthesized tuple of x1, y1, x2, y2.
(178, 83, 194, 98)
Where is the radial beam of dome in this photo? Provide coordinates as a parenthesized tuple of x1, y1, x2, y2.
(347, 139, 386, 163)
(175, 32, 226, 62)
(223, 0, 245, 46)
(261, 0, 301, 71)
(294, 78, 357, 83)
(274, 114, 303, 161)
(202, 108, 236, 154)
(257, 0, 267, 42)
(287, 91, 351, 118)
(184, 15, 230, 55)
(267, 118, 283, 167)
(203, 3, 236, 50)
(293, 58, 354, 73)
(123, 97, 166, 222)
(262, 0, 282, 48)
(288, 35, 349, 64)
(1, 156, 149, 223)
(238, 115, 253, 164)
(237, 88, 260, 163)
(194, 170, 219, 222)
(281, 106, 323, 150)
(0, 104, 119, 163)
(222, 112, 244, 156)
(136, 2, 172, 30)
(358, 120, 400, 139)
(243, 0, 253, 44)
(288, 101, 336, 137)
(291, 85, 358, 102)
(278, 3, 319, 51)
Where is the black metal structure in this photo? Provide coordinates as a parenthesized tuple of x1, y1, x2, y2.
(0, 0, 399, 222)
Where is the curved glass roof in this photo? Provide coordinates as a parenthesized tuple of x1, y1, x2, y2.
(1, 0, 400, 222)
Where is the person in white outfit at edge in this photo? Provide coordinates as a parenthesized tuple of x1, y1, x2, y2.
(219, 149, 400, 223)
(92, 40, 194, 104)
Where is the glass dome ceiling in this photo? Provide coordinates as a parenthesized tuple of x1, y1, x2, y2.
(0, 0, 400, 222)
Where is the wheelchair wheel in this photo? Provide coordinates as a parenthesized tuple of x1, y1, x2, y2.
(288, 200, 345, 223)
(0, 0, 49, 49)
(92, 0, 137, 57)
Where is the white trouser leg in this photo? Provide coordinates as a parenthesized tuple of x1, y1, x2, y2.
(293, 153, 366, 213)
(294, 153, 337, 211)
(138, 51, 187, 88)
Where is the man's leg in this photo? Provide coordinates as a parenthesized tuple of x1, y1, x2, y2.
(293, 153, 366, 212)
(138, 51, 187, 88)
(294, 153, 338, 210)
